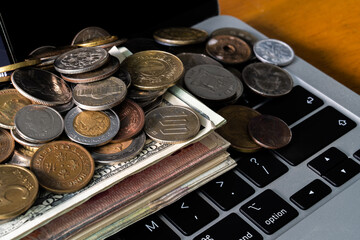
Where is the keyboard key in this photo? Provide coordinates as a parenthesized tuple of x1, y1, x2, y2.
(236, 150, 288, 187)
(240, 189, 298, 234)
(290, 179, 332, 210)
(194, 213, 263, 240)
(308, 147, 348, 176)
(161, 192, 219, 236)
(323, 158, 360, 187)
(275, 106, 357, 166)
(201, 171, 255, 210)
(107, 214, 180, 240)
(353, 149, 360, 161)
(256, 85, 324, 125)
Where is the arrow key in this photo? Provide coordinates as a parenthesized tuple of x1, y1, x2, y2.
(290, 179, 332, 210)
(323, 158, 360, 187)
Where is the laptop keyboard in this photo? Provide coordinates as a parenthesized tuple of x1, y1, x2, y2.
(106, 23, 360, 240)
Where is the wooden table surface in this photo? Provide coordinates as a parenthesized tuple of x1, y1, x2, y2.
(218, 0, 360, 94)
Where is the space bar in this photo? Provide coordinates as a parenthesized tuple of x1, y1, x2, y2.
(275, 106, 356, 166)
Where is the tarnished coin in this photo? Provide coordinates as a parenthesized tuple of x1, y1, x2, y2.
(177, 52, 222, 71)
(248, 114, 292, 149)
(0, 164, 39, 220)
(0, 129, 15, 163)
(71, 26, 111, 45)
(216, 105, 261, 153)
(0, 88, 32, 129)
(144, 105, 200, 144)
(92, 131, 146, 164)
(121, 50, 184, 90)
(11, 68, 72, 106)
(184, 64, 240, 102)
(206, 35, 252, 64)
(30, 140, 95, 194)
(114, 67, 132, 88)
(61, 56, 120, 83)
(211, 27, 259, 45)
(127, 87, 167, 102)
(253, 39, 295, 66)
(14, 105, 64, 143)
(111, 99, 145, 143)
(153, 27, 208, 46)
(28, 45, 78, 67)
(242, 62, 294, 97)
(72, 76, 127, 111)
(54, 47, 109, 74)
(64, 107, 120, 147)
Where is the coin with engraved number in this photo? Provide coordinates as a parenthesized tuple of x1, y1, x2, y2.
(30, 140, 95, 194)
(11, 68, 72, 106)
(14, 105, 64, 143)
(145, 105, 200, 144)
(153, 27, 208, 46)
(253, 39, 295, 66)
(72, 76, 127, 111)
(121, 50, 184, 90)
(248, 114, 292, 149)
(0, 128, 15, 163)
(216, 105, 262, 153)
(64, 107, 120, 147)
(54, 47, 109, 74)
(184, 64, 239, 102)
(92, 131, 146, 164)
(71, 26, 111, 45)
(206, 35, 252, 64)
(0, 89, 32, 129)
(111, 98, 145, 143)
(0, 164, 39, 220)
(211, 27, 259, 46)
(61, 56, 120, 83)
(242, 62, 293, 97)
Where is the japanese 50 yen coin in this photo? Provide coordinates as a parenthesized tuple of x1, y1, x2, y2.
(30, 141, 95, 194)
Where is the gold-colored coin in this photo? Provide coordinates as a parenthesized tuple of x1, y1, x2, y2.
(216, 105, 262, 153)
(30, 140, 95, 194)
(121, 50, 184, 90)
(0, 128, 15, 163)
(0, 164, 39, 220)
(75, 35, 119, 47)
(0, 59, 41, 73)
(0, 88, 32, 129)
(73, 111, 111, 137)
(153, 27, 208, 46)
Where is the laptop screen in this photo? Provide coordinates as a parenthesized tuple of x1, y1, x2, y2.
(0, 14, 15, 78)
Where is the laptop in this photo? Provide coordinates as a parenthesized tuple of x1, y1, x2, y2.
(1, 1, 360, 239)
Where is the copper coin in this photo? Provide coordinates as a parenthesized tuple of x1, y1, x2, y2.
(111, 98, 145, 143)
(30, 140, 95, 194)
(0, 128, 15, 163)
(153, 27, 208, 46)
(0, 164, 39, 220)
(211, 27, 259, 45)
(216, 105, 262, 153)
(248, 114, 292, 149)
(242, 62, 293, 97)
(206, 35, 252, 64)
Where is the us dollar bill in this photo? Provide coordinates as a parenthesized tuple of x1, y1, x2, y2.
(0, 82, 226, 240)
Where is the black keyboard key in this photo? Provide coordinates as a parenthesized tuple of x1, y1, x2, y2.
(236, 150, 288, 187)
(275, 106, 357, 166)
(161, 192, 218, 236)
(308, 147, 348, 176)
(256, 85, 324, 125)
(240, 190, 298, 234)
(201, 171, 255, 210)
(353, 149, 360, 161)
(290, 179, 332, 210)
(194, 213, 263, 240)
(107, 215, 180, 240)
(323, 158, 360, 187)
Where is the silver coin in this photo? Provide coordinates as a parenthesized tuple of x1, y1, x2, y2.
(144, 105, 200, 144)
(11, 68, 72, 106)
(10, 128, 44, 148)
(71, 26, 111, 45)
(91, 131, 146, 164)
(72, 76, 127, 111)
(64, 107, 120, 147)
(177, 52, 222, 71)
(253, 39, 295, 66)
(14, 105, 64, 143)
(242, 62, 293, 97)
(54, 47, 109, 74)
(51, 99, 75, 113)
